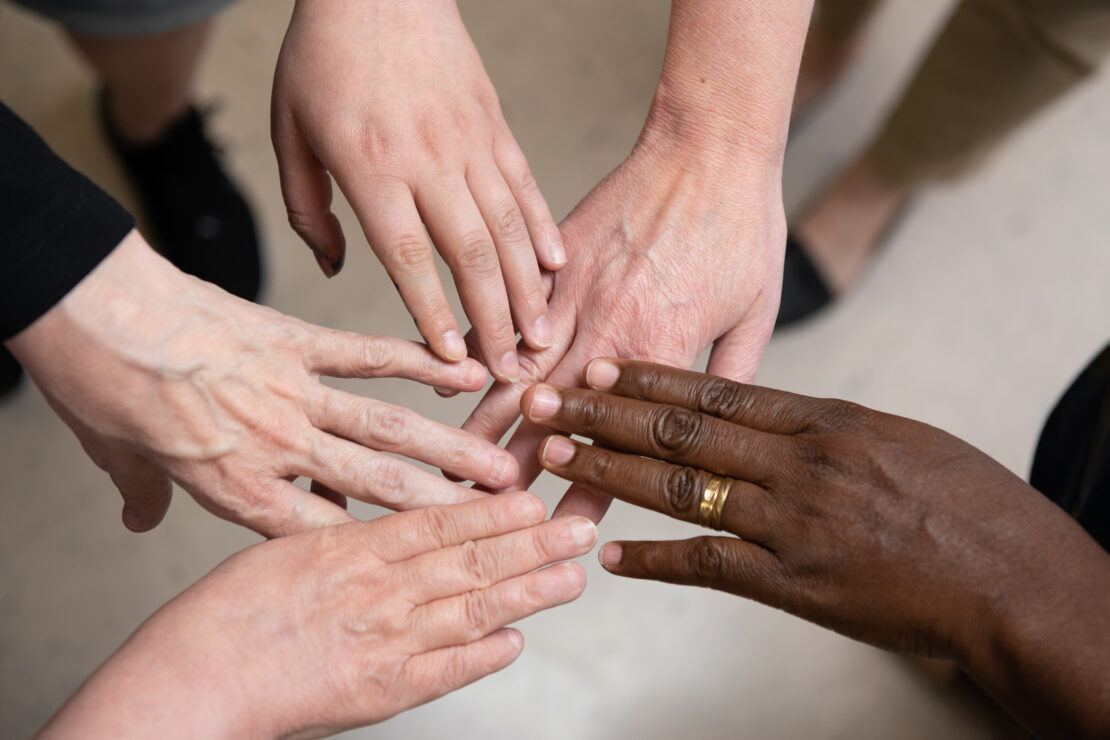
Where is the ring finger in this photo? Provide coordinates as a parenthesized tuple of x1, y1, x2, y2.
(310, 388, 518, 488)
(538, 435, 774, 542)
(408, 562, 586, 652)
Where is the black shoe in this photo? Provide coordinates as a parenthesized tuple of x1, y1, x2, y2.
(100, 93, 263, 301)
(775, 236, 834, 330)
(0, 346, 24, 399)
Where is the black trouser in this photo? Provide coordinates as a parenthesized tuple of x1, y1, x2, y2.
(1031, 343, 1110, 550)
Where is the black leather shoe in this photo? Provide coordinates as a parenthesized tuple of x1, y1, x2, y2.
(775, 236, 834, 330)
(0, 346, 24, 399)
(100, 93, 263, 301)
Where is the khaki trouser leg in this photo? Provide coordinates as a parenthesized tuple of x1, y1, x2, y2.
(869, 0, 1110, 185)
(813, 0, 883, 42)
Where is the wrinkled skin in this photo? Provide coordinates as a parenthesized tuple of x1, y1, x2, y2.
(7, 233, 517, 537)
(462, 140, 786, 521)
(523, 359, 1110, 739)
(40, 493, 596, 738)
(273, 0, 564, 380)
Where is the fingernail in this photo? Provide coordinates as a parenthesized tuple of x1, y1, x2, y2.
(312, 248, 335, 278)
(499, 351, 521, 382)
(434, 386, 459, 398)
(506, 628, 525, 650)
(564, 518, 598, 548)
(442, 330, 467, 361)
(465, 362, 488, 387)
(599, 543, 622, 568)
(533, 315, 554, 348)
(586, 359, 620, 390)
(542, 436, 576, 466)
(528, 385, 561, 419)
(549, 239, 567, 267)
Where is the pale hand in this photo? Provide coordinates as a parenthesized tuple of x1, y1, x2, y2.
(7, 232, 518, 537)
(273, 0, 565, 381)
(39, 493, 597, 738)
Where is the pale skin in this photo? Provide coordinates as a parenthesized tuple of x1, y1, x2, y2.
(459, 0, 816, 522)
(272, 0, 566, 382)
(6, 231, 519, 537)
(39, 493, 597, 739)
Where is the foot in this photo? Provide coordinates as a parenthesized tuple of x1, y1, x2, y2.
(100, 93, 263, 301)
(776, 156, 912, 329)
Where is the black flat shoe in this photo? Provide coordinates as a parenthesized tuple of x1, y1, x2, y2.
(775, 236, 834, 330)
(100, 93, 263, 302)
(0, 346, 24, 399)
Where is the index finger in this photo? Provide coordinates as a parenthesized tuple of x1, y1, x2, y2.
(584, 358, 817, 435)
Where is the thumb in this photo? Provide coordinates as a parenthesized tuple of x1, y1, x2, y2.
(706, 320, 774, 383)
(273, 110, 346, 277)
(106, 452, 173, 533)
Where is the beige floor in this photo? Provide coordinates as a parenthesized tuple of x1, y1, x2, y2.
(2, 0, 1109, 737)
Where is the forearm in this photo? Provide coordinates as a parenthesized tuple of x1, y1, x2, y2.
(639, 0, 814, 168)
(965, 535, 1110, 739)
(39, 603, 247, 739)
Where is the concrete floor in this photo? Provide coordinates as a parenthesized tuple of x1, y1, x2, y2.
(2, 0, 1109, 737)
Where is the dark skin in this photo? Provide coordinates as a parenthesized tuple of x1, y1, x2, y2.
(521, 358, 1110, 740)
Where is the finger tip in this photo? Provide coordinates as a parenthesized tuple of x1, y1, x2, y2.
(512, 490, 547, 522)
(585, 358, 621, 390)
(505, 627, 525, 652)
(599, 542, 623, 570)
(539, 435, 576, 468)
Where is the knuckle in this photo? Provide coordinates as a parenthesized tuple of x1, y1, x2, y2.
(462, 589, 492, 636)
(662, 466, 701, 517)
(793, 439, 843, 479)
(372, 459, 410, 505)
(455, 233, 500, 278)
(356, 338, 394, 374)
(367, 405, 414, 449)
(389, 237, 432, 272)
(420, 504, 458, 548)
(515, 352, 546, 385)
(459, 539, 489, 586)
(696, 376, 746, 419)
(514, 165, 539, 195)
(440, 648, 472, 688)
(567, 395, 610, 435)
(581, 450, 615, 486)
(493, 204, 527, 244)
(818, 400, 870, 431)
(651, 406, 705, 456)
(690, 537, 727, 583)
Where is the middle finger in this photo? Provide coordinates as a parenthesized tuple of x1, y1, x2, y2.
(522, 384, 788, 484)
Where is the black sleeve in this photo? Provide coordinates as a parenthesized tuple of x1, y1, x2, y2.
(1, 102, 135, 340)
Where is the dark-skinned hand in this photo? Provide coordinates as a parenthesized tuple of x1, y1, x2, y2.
(521, 359, 1110, 740)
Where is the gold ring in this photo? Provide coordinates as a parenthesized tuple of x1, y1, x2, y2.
(697, 475, 733, 530)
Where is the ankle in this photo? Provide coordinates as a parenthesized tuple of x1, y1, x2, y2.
(104, 91, 190, 146)
(794, 155, 912, 292)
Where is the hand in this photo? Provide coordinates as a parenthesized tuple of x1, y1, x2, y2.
(6, 232, 518, 537)
(524, 359, 1110, 739)
(40, 493, 596, 738)
(272, 0, 565, 381)
(460, 139, 785, 520)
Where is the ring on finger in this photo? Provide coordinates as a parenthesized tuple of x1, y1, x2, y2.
(698, 475, 733, 530)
